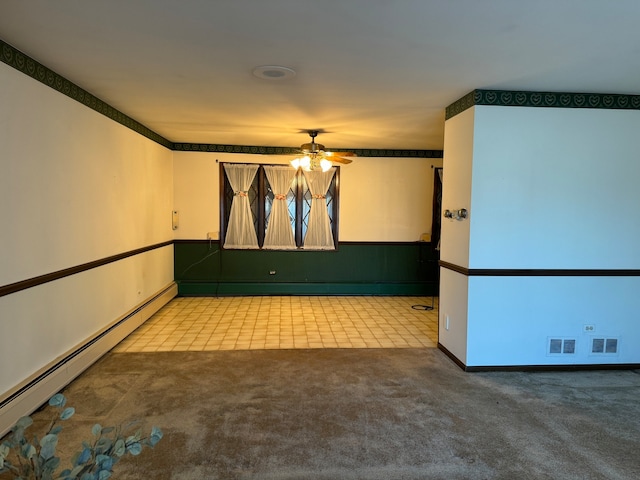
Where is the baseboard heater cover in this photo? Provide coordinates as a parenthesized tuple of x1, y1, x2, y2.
(0, 282, 177, 437)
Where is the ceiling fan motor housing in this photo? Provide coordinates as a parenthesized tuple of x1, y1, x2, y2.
(301, 130, 324, 154)
(301, 142, 324, 154)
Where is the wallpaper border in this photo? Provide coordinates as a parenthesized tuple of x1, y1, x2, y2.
(446, 89, 640, 120)
(173, 143, 443, 158)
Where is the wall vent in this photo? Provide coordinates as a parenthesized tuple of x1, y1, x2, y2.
(548, 338, 576, 355)
(591, 337, 619, 354)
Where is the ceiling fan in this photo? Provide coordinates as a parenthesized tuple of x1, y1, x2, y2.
(291, 130, 356, 172)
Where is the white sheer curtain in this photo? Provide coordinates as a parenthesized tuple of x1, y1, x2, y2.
(223, 164, 259, 249)
(302, 167, 336, 250)
(263, 165, 296, 249)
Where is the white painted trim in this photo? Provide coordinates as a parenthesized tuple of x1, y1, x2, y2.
(0, 282, 177, 437)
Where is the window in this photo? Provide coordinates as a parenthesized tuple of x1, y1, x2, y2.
(220, 163, 339, 250)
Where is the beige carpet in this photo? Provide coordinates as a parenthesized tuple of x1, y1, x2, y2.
(12, 348, 640, 480)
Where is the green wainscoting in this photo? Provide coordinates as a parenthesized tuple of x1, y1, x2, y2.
(174, 241, 439, 296)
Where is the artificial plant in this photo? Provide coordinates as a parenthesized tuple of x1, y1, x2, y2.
(0, 393, 162, 480)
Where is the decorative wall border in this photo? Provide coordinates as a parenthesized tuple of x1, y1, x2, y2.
(446, 89, 640, 120)
(1, 38, 443, 159)
(439, 260, 640, 277)
(173, 143, 301, 155)
(173, 143, 443, 158)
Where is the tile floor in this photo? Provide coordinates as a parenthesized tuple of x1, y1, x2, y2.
(113, 296, 439, 352)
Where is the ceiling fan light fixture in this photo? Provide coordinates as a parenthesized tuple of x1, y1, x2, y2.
(300, 155, 311, 170)
(252, 65, 296, 81)
(320, 158, 332, 172)
(291, 130, 353, 171)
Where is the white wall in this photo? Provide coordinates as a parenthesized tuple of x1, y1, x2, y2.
(440, 107, 474, 268)
(440, 103, 640, 367)
(0, 62, 175, 398)
(438, 268, 469, 364)
(340, 156, 441, 241)
(470, 106, 640, 269)
(173, 151, 222, 240)
(466, 275, 640, 366)
(173, 151, 442, 242)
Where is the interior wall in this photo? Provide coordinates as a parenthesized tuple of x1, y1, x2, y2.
(173, 151, 442, 242)
(339, 155, 442, 241)
(0, 62, 175, 397)
(466, 275, 640, 366)
(470, 106, 640, 269)
(440, 108, 474, 268)
(438, 107, 474, 358)
(438, 268, 468, 364)
(440, 101, 640, 367)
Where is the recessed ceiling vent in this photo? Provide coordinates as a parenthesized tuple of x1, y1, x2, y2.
(252, 65, 296, 81)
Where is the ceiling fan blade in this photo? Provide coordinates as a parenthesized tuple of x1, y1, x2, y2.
(330, 156, 354, 164)
(326, 151, 356, 157)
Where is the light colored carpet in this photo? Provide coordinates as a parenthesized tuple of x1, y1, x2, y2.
(16, 349, 640, 480)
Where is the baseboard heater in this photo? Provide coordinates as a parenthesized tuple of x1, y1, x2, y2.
(0, 282, 177, 437)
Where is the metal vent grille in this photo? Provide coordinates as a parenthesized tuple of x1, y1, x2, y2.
(549, 338, 576, 355)
(591, 338, 618, 354)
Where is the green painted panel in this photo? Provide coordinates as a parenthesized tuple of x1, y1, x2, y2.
(178, 282, 437, 296)
(174, 241, 439, 296)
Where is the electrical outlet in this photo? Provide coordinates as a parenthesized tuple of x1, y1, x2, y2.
(583, 324, 595, 333)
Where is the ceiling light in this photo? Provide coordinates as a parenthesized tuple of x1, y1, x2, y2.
(252, 65, 296, 81)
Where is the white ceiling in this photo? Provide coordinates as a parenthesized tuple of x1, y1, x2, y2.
(2, 0, 640, 151)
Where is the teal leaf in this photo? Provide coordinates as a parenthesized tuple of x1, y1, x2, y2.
(74, 447, 92, 465)
(91, 424, 102, 436)
(13, 427, 26, 443)
(70, 464, 86, 477)
(113, 439, 125, 457)
(16, 416, 33, 429)
(126, 442, 142, 456)
(39, 433, 58, 460)
(95, 437, 112, 454)
(98, 456, 113, 472)
(50, 425, 63, 435)
(149, 426, 163, 446)
(100, 427, 114, 435)
(40, 433, 58, 446)
(49, 394, 66, 408)
(98, 470, 112, 480)
(20, 443, 36, 459)
(60, 407, 75, 420)
(43, 455, 60, 471)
